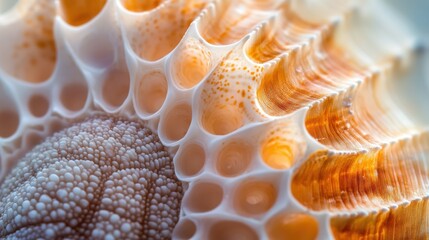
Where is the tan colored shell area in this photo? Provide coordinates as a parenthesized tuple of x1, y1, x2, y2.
(0, 0, 428, 239)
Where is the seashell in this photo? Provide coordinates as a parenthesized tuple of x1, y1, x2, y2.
(0, 0, 428, 239)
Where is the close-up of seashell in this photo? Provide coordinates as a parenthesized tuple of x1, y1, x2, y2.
(0, 0, 428, 239)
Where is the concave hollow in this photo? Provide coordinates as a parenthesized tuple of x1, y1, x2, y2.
(121, 0, 163, 12)
(291, 133, 429, 212)
(77, 32, 115, 69)
(331, 199, 429, 239)
(176, 143, 205, 177)
(261, 138, 294, 170)
(0, 0, 56, 83)
(24, 132, 44, 151)
(128, 0, 208, 61)
(216, 141, 252, 177)
(202, 104, 243, 135)
(171, 38, 212, 89)
(173, 218, 197, 239)
(198, 0, 279, 45)
(260, 122, 306, 170)
(136, 71, 167, 115)
(102, 69, 130, 108)
(28, 94, 49, 117)
(60, 83, 88, 112)
(184, 182, 223, 213)
(161, 103, 192, 142)
(208, 220, 258, 240)
(59, 0, 107, 26)
(0, 110, 19, 138)
(266, 213, 319, 240)
(234, 181, 277, 216)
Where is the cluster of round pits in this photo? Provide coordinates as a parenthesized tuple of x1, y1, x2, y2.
(174, 114, 318, 239)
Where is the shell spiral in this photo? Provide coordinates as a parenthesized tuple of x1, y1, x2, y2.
(0, 0, 428, 239)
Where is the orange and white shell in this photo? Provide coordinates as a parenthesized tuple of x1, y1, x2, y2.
(0, 0, 428, 239)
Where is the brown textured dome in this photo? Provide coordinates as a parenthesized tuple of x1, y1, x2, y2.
(0, 117, 183, 239)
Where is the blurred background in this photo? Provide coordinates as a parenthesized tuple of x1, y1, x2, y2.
(390, 0, 429, 38)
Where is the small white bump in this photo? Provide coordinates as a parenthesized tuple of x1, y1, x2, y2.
(45, 228, 55, 238)
(110, 214, 120, 223)
(22, 200, 31, 211)
(121, 223, 131, 232)
(28, 210, 39, 219)
(64, 173, 74, 182)
(49, 174, 60, 183)
(56, 189, 68, 200)
(105, 233, 115, 240)
(40, 194, 52, 203)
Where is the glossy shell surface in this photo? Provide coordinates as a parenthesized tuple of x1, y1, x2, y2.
(0, 0, 428, 239)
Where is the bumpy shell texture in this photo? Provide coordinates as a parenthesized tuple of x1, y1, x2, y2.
(0, 0, 428, 239)
(0, 117, 182, 239)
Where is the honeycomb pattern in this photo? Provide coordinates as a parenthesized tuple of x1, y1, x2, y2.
(0, 0, 428, 239)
